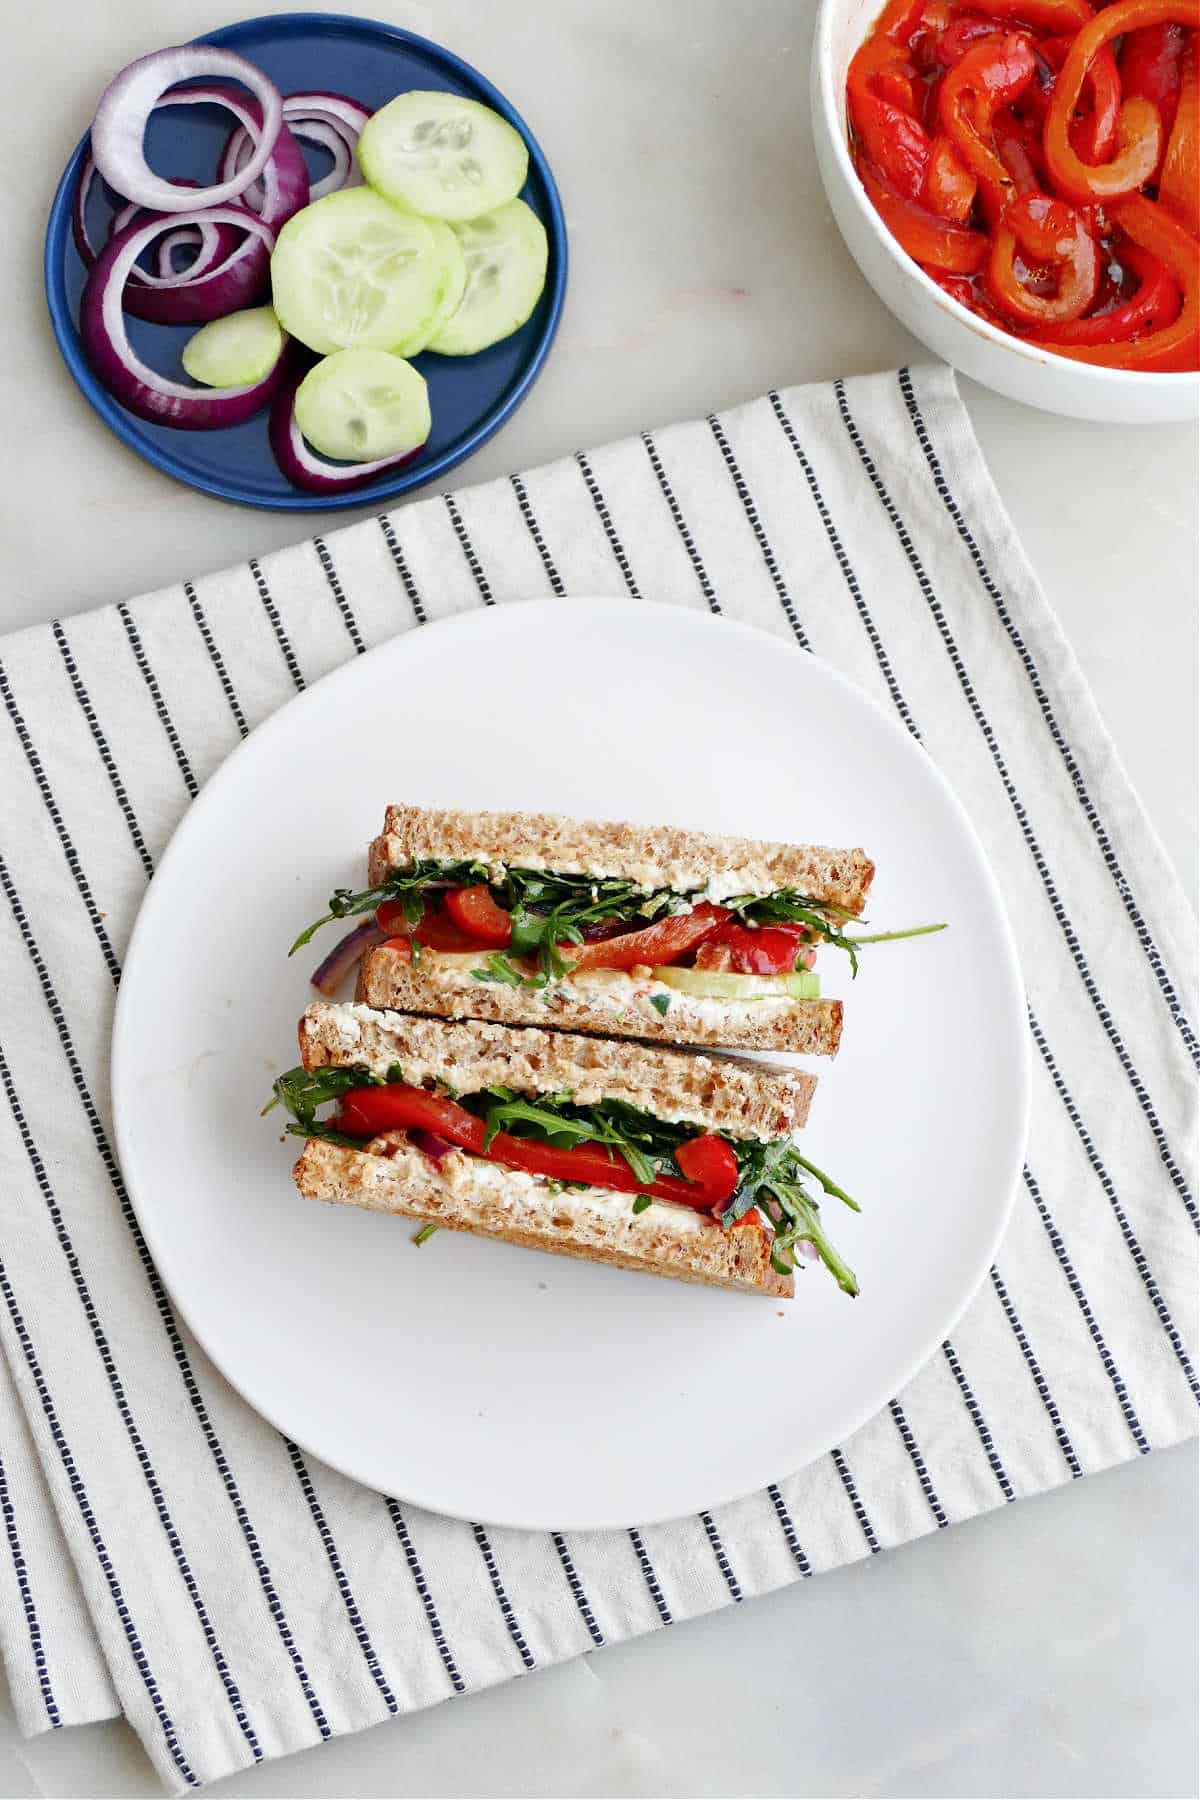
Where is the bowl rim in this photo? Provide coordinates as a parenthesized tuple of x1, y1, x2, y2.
(812, 0, 1198, 393)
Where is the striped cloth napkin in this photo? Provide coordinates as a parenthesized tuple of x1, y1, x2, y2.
(0, 364, 1195, 1792)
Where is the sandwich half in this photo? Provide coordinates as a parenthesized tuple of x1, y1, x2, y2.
(272, 1002, 860, 1299)
(292, 805, 876, 1054)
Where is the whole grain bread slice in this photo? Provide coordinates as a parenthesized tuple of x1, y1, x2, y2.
(355, 945, 844, 1056)
(294, 1136, 793, 1299)
(300, 1001, 816, 1139)
(367, 804, 874, 912)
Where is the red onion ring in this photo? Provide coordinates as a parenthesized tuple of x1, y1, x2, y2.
(309, 919, 386, 994)
(72, 155, 103, 265)
(221, 93, 369, 207)
(223, 117, 356, 207)
(120, 92, 307, 325)
(90, 45, 283, 212)
(109, 198, 141, 236)
(118, 217, 264, 324)
(283, 93, 372, 135)
(280, 119, 355, 201)
(134, 221, 243, 294)
(154, 227, 211, 279)
(269, 367, 425, 494)
(80, 207, 285, 428)
(108, 189, 230, 288)
(408, 1129, 457, 1165)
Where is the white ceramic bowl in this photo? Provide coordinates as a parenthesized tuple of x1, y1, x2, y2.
(811, 0, 1199, 424)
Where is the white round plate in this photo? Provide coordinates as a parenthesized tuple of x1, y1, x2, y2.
(113, 599, 1029, 1529)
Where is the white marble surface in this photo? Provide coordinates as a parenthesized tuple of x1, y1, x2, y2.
(2, 1, 1196, 1795)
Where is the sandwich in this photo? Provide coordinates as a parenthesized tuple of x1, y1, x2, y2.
(269, 1002, 861, 1299)
(290, 805, 890, 1054)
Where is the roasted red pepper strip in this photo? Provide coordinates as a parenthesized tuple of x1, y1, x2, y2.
(1033, 242, 1182, 341)
(934, 17, 1006, 69)
(1073, 46, 1122, 166)
(442, 884, 513, 946)
(851, 89, 933, 195)
(1028, 39, 1121, 165)
(922, 69, 946, 130)
(870, 0, 924, 45)
(486, 1133, 736, 1211)
(562, 903, 730, 970)
(925, 269, 980, 306)
(950, 0, 1091, 27)
(374, 901, 480, 951)
(924, 133, 978, 220)
(693, 921, 814, 974)
(994, 105, 1045, 194)
(1120, 22, 1187, 145)
(1042, 1, 1198, 202)
(848, 34, 922, 117)
(847, 20, 922, 123)
(986, 192, 1100, 322)
(1159, 35, 1199, 237)
(338, 1084, 488, 1146)
(908, 0, 956, 71)
(334, 1083, 738, 1211)
(859, 152, 989, 269)
(674, 1135, 741, 1208)
(940, 35, 1039, 223)
(1029, 192, 1200, 367)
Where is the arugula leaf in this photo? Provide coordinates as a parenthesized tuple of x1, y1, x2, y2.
(265, 1064, 379, 1132)
(844, 921, 948, 947)
(790, 1150, 861, 1214)
(477, 1094, 598, 1153)
(719, 1140, 860, 1296)
(282, 1122, 372, 1149)
(508, 905, 547, 960)
(471, 952, 524, 987)
(471, 952, 547, 989)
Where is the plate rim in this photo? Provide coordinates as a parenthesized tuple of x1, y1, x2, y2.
(111, 597, 1032, 1529)
(42, 9, 569, 513)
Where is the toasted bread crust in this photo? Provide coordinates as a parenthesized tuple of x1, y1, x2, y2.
(356, 947, 843, 1056)
(294, 1136, 793, 1298)
(299, 1003, 816, 1138)
(367, 804, 874, 913)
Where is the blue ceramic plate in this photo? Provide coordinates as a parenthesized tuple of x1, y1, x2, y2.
(43, 12, 567, 511)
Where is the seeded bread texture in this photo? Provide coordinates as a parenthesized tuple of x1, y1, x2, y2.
(299, 1001, 816, 1138)
(366, 804, 874, 912)
(355, 946, 844, 1056)
(294, 1136, 793, 1298)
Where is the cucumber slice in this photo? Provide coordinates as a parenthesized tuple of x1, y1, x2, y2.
(652, 967, 822, 1001)
(294, 349, 431, 461)
(270, 189, 448, 356)
(391, 220, 468, 356)
(357, 91, 528, 221)
(181, 305, 283, 387)
(428, 200, 548, 356)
